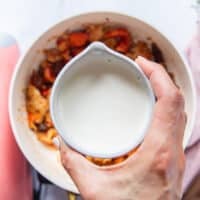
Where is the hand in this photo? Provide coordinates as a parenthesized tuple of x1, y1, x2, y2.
(59, 56, 186, 200)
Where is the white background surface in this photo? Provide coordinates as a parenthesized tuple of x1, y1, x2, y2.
(0, 0, 198, 53)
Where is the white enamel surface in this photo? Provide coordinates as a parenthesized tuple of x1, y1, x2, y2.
(9, 12, 196, 193)
(51, 42, 155, 158)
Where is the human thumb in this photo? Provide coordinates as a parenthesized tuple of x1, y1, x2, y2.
(54, 137, 99, 192)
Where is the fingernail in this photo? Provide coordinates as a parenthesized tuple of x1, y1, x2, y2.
(53, 137, 60, 148)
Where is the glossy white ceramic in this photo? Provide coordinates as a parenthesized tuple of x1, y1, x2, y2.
(50, 41, 155, 158)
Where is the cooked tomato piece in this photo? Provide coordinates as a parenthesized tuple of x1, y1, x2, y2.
(104, 28, 131, 53)
(41, 89, 50, 97)
(43, 67, 55, 83)
(104, 28, 130, 39)
(28, 112, 43, 125)
(116, 38, 130, 53)
(68, 32, 89, 47)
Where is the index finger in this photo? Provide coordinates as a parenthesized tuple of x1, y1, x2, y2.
(135, 56, 178, 99)
(135, 56, 185, 145)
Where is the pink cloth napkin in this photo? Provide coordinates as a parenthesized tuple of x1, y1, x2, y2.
(182, 21, 200, 193)
(0, 34, 32, 200)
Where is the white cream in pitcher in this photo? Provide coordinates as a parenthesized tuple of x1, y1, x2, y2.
(57, 63, 152, 155)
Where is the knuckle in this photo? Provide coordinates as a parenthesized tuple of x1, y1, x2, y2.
(169, 90, 184, 107)
(151, 146, 185, 182)
(60, 155, 67, 168)
(152, 148, 172, 176)
(60, 151, 72, 170)
(82, 188, 99, 200)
